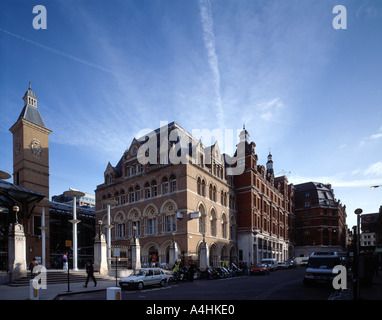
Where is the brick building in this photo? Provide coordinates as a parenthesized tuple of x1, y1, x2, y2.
(233, 128, 295, 264)
(294, 182, 347, 257)
(95, 122, 295, 267)
(95, 122, 238, 267)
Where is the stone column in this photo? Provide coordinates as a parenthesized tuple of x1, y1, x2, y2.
(94, 234, 108, 275)
(8, 223, 27, 281)
(199, 240, 208, 271)
(131, 237, 141, 270)
(169, 241, 176, 267)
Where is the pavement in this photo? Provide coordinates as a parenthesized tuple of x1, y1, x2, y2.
(335, 272, 382, 300)
(0, 275, 119, 300)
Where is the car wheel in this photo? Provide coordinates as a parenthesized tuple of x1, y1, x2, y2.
(138, 282, 144, 290)
(160, 279, 165, 287)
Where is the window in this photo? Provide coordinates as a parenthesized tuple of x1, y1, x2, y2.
(135, 185, 141, 201)
(165, 215, 176, 233)
(117, 223, 125, 238)
(162, 177, 169, 194)
(222, 213, 227, 239)
(33, 215, 42, 236)
(132, 220, 141, 237)
(305, 201, 310, 207)
(145, 183, 151, 199)
(151, 181, 158, 197)
(147, 218, 157, 234)
(210, 209, 217, 237)
(170, 175, 177, 192)
(129, 187, 135, 203)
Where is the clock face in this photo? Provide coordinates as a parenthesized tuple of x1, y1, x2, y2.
(29, 138, 42, 158)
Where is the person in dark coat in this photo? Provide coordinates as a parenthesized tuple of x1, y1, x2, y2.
(84, 259, 97, 287)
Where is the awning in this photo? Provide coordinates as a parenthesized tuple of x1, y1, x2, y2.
(0, 180, 44, 217)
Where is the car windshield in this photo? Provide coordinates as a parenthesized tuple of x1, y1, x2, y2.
(308, 258, 340, 269)
(131, 269, 146, 276)
(256, 264, 266, 267)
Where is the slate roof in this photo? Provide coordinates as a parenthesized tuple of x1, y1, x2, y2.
(17, 104, 47, 128)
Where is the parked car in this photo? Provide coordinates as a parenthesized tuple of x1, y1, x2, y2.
(119, 268, 168, 290)
(278, 261, 288, 270)
(287, 259, 297, 268)
(261, 258, 278, 271)
(250, 263, 270, 275)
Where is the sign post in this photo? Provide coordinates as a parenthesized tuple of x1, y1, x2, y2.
(114, 248, 120, 287)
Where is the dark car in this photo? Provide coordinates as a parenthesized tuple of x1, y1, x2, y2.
(250, 263, 270, 275)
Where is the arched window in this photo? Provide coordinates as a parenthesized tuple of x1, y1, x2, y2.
(197, 177, 201, 195)
(201, 180, 206, 197)
(135, 185, 141, 201)
(162, 177, 169, 194)
(129, 209, 141, 237)
(169, 174, 177, 192)
(145, 182, 151, 199)
(199, 204, 206, 235)
(230, 216, 236, 240)
(121, 189, 126, 205)
(115, 213, 126, 239)
(222, 213, 228, 239)
(151, 180, 158, 197)
(210, 209, 217, 237)
(163, 201, 177, 233)
(145, 206, 157, 235)
(129, 187, 135, 203)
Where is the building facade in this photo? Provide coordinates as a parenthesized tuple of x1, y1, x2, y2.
(95, 122, 241, 267)
(294, 182, 348, 257)
(233, 128, 295, 265)
(8, 83, 52, 266)
(95, 122, 295, 267)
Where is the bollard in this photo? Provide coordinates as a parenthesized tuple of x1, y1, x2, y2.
(29, 279, 39, 300)
(107, 287, 121, 300)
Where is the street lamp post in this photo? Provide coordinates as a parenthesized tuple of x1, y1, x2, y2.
(102, 199, 118, 266)
(64, 189, 85, 271)
(354, 208, 363, 300)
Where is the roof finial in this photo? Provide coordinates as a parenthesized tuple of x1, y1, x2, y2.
(29, 81, 31, 90)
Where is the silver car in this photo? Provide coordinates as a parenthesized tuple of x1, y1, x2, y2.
(119, 268, 168, 290)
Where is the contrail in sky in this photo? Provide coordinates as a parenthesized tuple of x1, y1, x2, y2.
(0, 28, 121, 77)
(198, 0, 225, 129)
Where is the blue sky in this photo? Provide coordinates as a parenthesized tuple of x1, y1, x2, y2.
(1, 0, 382, 228)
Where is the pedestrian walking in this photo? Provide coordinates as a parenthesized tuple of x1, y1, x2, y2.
(189, 261, 195, 281)
(29, 257, 38, 278)
(84, 259, 97, 287)
(62, 252, 68, 271)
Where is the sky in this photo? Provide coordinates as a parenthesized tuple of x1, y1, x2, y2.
(1, 0, 381, 229)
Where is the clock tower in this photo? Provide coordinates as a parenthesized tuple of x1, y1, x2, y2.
(9, 82, 52, 265)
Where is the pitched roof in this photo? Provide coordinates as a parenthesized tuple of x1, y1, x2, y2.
(17, 104, 47, 128)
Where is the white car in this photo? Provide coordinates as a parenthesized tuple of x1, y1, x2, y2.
(119, 268, 168, 290)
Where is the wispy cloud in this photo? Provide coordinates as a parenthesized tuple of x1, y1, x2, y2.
(364, 161, 382, 177)
(198, 0, 224, 129)
(359, 126, 382, 145)
(289, 173, 382, 188)
(257, 97, 285, 122)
